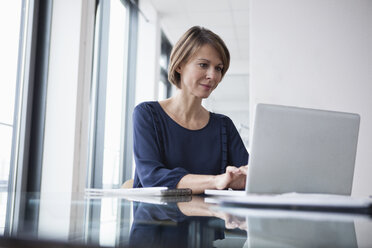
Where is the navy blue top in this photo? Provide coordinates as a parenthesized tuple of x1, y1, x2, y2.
(133, 101, 249, 189)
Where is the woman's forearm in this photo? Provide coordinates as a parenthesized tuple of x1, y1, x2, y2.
(177, 166, 247, 194)
(176, 174, 221, 194)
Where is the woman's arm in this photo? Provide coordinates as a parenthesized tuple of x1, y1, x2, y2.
(176, 166, 247, 194)
(133, 103, 189, 188)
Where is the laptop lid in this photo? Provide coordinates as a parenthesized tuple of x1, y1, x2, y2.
(246, 103, 360, 195)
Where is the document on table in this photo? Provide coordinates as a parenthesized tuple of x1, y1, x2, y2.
(85, 187, 192, 197)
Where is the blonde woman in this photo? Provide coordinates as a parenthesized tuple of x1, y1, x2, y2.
(132, 26, 248, 194)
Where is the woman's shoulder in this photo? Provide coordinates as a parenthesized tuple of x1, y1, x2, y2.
(134, 101, 159, 113)
(210, 112, 237, 132)
(135, 101, 158, 109)
(133, 102, 161, 123)
(210, 112, 232, 122)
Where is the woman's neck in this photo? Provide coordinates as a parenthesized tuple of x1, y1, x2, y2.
(159, 92, 209, 129)
(173, 92, 204, 119)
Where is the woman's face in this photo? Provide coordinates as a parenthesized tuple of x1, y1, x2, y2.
(177, 44, 223, 99)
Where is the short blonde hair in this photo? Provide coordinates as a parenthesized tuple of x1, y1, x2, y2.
(168, 26, 230, 88)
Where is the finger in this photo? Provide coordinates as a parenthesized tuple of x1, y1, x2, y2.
(226, 166, 239, 173)
(238, 165, 248, 175)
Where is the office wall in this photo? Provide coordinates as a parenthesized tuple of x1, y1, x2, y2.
(249, 0, 372, 197)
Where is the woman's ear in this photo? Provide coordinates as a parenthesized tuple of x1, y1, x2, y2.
(176, 65, 182, 74)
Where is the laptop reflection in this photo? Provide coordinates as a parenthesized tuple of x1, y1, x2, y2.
(218, 207, 358, 248)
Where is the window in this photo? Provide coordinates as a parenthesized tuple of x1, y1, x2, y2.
(90, 1, 130, 243)
(158, 32, 172, 100)
(0, 0, 53, 237)
(88, 0, 130, 190)
(86, 1, 138, 245)
(88, 0, 138, 189)
(0, 0, 24, 235)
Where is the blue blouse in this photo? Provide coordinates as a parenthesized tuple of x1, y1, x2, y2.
(133, 101, 248, 189)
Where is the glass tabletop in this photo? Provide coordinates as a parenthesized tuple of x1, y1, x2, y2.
(1, 192, 372, 247)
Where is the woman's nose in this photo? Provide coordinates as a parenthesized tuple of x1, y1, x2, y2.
(206, 68, 218, 80)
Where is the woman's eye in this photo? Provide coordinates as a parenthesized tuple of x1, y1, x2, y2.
(199, 63, 208, 68)
(216, 67, 223, 72)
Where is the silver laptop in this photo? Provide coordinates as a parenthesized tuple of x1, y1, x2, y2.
(246, 103, 360, 195)
(205, 103, 360, 196)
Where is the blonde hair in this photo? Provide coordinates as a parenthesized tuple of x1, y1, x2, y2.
(168, 26, 230, 88)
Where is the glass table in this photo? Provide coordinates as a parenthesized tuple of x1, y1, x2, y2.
(1, 192, 371, 247)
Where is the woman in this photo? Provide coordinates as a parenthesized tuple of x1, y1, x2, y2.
(132, 26, 248, 194)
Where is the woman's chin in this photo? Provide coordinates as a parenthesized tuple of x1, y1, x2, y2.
(190, 90, 213, 99)
(199, 90, 214, 99)
(200, 93, 212, 99)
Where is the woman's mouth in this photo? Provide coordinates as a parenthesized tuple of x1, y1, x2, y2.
(200, 84, 212, 90)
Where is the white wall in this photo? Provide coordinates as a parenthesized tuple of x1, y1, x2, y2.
(249, 0, 372, 197)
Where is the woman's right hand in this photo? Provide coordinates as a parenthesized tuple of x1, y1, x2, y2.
(215, 165, 247, 190)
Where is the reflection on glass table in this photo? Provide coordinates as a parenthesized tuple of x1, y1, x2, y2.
(216, 205, 365, 248)
(0, 192, 372, 247)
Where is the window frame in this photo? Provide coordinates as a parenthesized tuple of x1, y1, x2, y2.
(5, 0, 53, 236)
(85, 0, 138, 245)
(159, 32, 173, 99)
(87, 0, 139, 189)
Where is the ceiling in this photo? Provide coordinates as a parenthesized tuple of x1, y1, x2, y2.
(148, 0, 250, 63)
